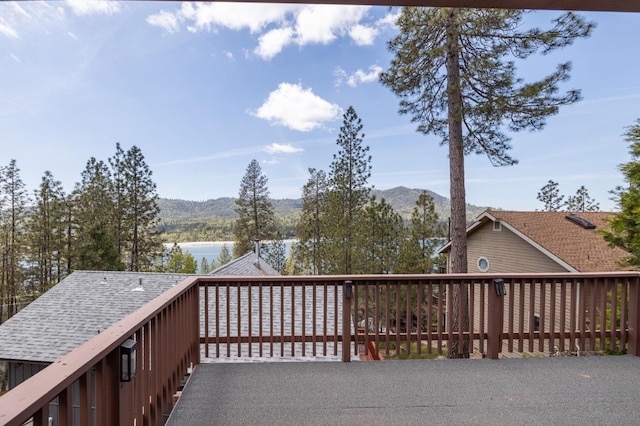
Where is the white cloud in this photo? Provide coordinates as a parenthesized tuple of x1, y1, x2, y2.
(146, 10, 180, 33)
(349, 24, 377, 46)
(182, 3, 297, 34)
(264, 143, 304, 154)
(335, 65, 383, 87)
(64, 0, 121, 16)
(376, 10, 401, 28)
(0, 2, 66, 39)
(347, 65, 383, 87)
(0, 21, 19, 39)
(145, 3, 391, 59)
(255, 27, 294, 60)
(224, 50, 234, 60)
(262, 158, 280, 165)
(294, 5, 369, 46)
(333, 67, 348, 87)
(67, 31, 78, 40)
(9, 52, 21, 63)
(253, 82, 342, 132)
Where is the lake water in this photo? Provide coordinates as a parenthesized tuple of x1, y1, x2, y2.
(165, 240, 295, 273)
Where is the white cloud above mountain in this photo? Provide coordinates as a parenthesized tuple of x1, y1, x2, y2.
(265, 143, 304, 154)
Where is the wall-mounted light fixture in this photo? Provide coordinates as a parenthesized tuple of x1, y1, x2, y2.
(494, 279, 506, 297)
(120, 339, 137, 382)
(344, 281, 353, 299)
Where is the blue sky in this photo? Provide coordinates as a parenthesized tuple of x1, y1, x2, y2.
(1, 2, 639, 212)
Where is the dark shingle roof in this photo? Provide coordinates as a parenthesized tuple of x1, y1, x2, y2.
(0, 271, 189, 363)
(209, 252, 280, 276)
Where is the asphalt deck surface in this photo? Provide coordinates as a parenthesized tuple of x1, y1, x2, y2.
(166, 356, 640, 426)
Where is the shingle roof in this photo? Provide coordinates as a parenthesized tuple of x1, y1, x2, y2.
(209, 252, 280, 276)
(463, 211, 633, 272)
(0, 271, 189, 363)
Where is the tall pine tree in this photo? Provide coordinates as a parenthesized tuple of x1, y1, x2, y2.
(27, 171, 68, 295)
(233, 159, 277, 258)
(358, 197, 404, 274)
(397, 191, 441, 274)
(0, 160, 29, 320)
(296, 168, 329, 274)
(565, 185, 600, 212)
(122, 146, 162, 271)
(537, 180, 565, 211)
(325, 106, 372, 275)
(381, 8, 593, 357)
(109, 143, 129, 262)
(72, 158, 120, 271)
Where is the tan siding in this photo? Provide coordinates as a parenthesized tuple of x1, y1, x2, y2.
(467, 224, 569, 273)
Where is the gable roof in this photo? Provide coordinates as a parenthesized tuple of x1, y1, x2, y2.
(0, 271, 189, 364)
(209, 252, 280, 276)
(439, 211, 633, 272)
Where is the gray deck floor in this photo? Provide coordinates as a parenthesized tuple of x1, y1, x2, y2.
(167, 356, 640, 426)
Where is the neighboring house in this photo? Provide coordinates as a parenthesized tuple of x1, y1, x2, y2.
(0, 252, 280, 390)
(438, 211, 633, 356)
(209, 251, 280, 276)
(0, 271, 189, 390)
(438, 210, 632, 273)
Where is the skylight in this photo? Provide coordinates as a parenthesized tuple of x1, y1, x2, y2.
(565, 214, 596, 229)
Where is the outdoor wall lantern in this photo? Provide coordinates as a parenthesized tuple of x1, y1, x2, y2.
(344, 281, 353, 299)
(120, 339, 137, 382)
(494, 279, 506, 297)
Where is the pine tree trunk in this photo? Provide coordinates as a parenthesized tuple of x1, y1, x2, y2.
(445, 8, 470, 358)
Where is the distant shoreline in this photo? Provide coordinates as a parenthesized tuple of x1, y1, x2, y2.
(163, 239, 297, 248)
(163, 241, 234, 248)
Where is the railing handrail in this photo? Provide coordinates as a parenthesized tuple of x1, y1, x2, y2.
(195, 271, 640, 283)
(0, 275, 201, 425)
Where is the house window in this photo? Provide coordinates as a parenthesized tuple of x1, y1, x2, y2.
(534, 314, 540, 332)
(477, 257, 489, 272)
(493, 221, 501, 231)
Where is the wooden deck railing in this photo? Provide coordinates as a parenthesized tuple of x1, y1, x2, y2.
(0, 277, 200, 426)
(2, 272, 640, 425)
(198, 272, 640, 361)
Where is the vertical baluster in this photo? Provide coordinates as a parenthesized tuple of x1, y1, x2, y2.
(417, 281, 424, 356)
(248, 283, 252, 358)
(281, 280, 285, 357)
(528, 279, 535, 353)
(259, 282, 264, 358)
(507, 280, 514, 353)
(313, 281, 317, 357)
(599, 278, 608, 351)
(302, 282, 307, 357)
(539, 279, 546, 353)
(610, 280, 618, 352)
(549, 280, 557, 354)
(478, 280, 485, 356)
(204, 283, 209, 359)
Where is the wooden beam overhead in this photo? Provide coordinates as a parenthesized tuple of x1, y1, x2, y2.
(141, 0, 639, 13)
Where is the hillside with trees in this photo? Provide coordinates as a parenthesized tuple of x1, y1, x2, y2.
(157, 187, 487, 243)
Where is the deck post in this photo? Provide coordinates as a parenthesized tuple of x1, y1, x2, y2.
(342, 281, 353, 362)
(628, 276, 640, 356)
(487, 279, 505, 359)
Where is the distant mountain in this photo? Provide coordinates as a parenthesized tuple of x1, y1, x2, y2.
(158, 186, 487, 223)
